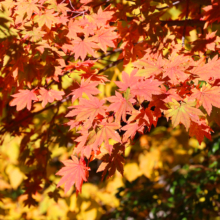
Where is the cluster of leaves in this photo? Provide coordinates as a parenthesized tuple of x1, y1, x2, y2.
(1, 0, 220, 204)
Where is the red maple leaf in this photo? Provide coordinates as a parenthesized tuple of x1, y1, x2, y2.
(97, 143, 125, 180)
(189, 120, 212, 144)
(121, 122, 144, 142)
(130, 78, 161, 101)
(191, 31, 217, 53)
(191, 84, 220, 115)
(192, 56, 220, 82)
(161, 85, 182, 103)
(67, 19, 84, 39)
(133, 54, 163, 78)
(39, 88, 64, 107)
(66, 96, 106, 126)
(92, 27, 117, 53)
(69, 78, 100, 102)
(202, 2, 220, 28)
(115, 69, 139, 91)
(128, 107, 155, 128)
(107, 91, 135, 122)
(163, 54, 190, 85)
(92, 121, 121, 152)
(56, 155, 90, 193)
(71, 37, 97, 61)
(92, 7, 114, 28)
(10, 89, 38, 111)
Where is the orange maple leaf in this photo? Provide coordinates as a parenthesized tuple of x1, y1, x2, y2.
(130, 79, 162, 101)
(92, 27, 117, 53)
(92, 7, 114, 28)
(191, 84, 220, 115)
(10, 89, 38, 111)
(56, 156, 90, 193)
(66, 96, 106, 125)
(107, 91, 135, 122)
(71, 37, 97, 61)
(69, 78, 100, 102)
(39, 88, 65, 107)
(189, 120, 212, 144)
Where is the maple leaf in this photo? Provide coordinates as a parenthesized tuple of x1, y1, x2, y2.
(161, 85, 182, 103)
(192, 56, 220, 82)
(92, 27, 117, 53)
(129, 42, 146, 61)
(133, 54, 163, 78)
(71, 37, 97, 61)
(69, 78, 100, 102)
(92, 7, 114, 28)
(128, 107, 156, 128)
(165, 98, 204, 131)
(202, 2, 220, 28)
(74, 130, 96, 158)
(107, 91, 135, 122)
(22, 27, 46, 42)
(115, 69, 139, 92)
(121, 122, 144, 142)
(191, 84, 220, 115)
(130, 78, 161, 101)
(56, 155, 90, 193)
(34, 10, 59, 29)
(67, 19, 84, 39)
(15, 0, 42, 20)
(189, 120, 212, 144)
(97, 143, 125, 180)
(66, 96, 106, 125)
(77, 17, 97, 36)
(23, 195, 37, 208)
(163, 54, 190, 85)
(48, 189, 62, 203)
(66, 120, 80, 130)
(10, 89, 38, 111)
(191, 31, 217, 53)
(93, 121, 121, 152)
(39, 88, 65, 107)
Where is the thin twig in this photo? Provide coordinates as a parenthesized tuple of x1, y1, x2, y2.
(97, 59, 124, 75)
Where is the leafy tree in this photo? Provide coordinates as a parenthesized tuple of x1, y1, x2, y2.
(1, 0, 220, 213)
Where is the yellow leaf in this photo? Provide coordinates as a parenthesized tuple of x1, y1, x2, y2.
(6, 165, 23, 189)
(97, 191, 119, 207)
(124, 163, 142, 182)
(139, 149, 160, 179)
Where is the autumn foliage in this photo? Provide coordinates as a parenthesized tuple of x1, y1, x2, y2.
(1, 0, 220, 209)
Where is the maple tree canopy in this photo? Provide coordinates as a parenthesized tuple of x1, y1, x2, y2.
(1, 0, 220, 203)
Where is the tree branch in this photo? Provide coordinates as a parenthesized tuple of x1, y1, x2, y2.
(182, 0, 190, 47)
(160, 19, 206, 27)
(97, 59, 124, 75)
(0, 99, 69, 135)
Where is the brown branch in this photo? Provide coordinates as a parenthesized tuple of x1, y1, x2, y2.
(97, 59, 124, 75)
(0, 99, 69, 135)
(182, 0, 190, 47)
(97, 48, 123, 61)
(160, 19, 206, 27)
